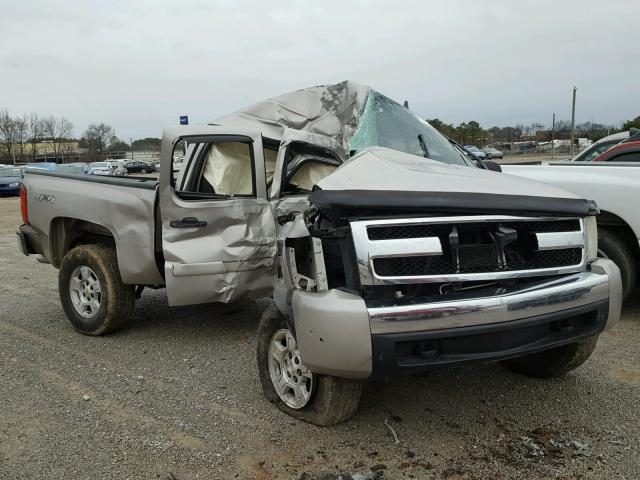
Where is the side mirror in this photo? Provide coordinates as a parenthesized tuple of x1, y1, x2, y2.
(482, 160, 502, 172)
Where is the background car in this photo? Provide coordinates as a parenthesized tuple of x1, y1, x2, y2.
(172, 156, 184, 172)
(572, 128, 640, 162)
(106, 160, 128, 176)
(89, 161, 114, 175)
(592, 140, 640, 162)
(0, 167, 23, 196)
(56, 163, 92, 175)
(483, 147, 504, 159)
(463, 145, 487, 160)
(124, 160, 155, 174)
(23, 162, 58, 173)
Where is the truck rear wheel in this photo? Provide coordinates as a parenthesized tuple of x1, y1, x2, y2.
(597, 228, 637, 300)
(503, 335, 599, 378)
(256, 305, 362, 426)
(59, 245, 135, 335)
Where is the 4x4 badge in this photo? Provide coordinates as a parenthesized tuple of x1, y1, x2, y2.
(34, 193, 55, 203)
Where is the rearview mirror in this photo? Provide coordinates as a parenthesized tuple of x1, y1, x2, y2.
(482, 160, 502, 172)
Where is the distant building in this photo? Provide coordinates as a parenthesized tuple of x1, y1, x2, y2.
(0, 140, 80, 155)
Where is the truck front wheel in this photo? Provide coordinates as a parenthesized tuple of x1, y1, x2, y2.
(256, 305, 362, 426)
(59, 245, 135, 335)
(503, 335, 599, 378)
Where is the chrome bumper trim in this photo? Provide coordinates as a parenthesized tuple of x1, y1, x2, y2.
(368, 259, 620, 334)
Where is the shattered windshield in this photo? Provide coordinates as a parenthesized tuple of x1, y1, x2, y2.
(349, 91, 470, 166)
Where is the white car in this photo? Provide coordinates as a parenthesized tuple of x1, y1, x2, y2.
(89, 162, 112, 176)
(503, 160, 640, 299)
(483, 147, 504, 159)
(172, 155, 184, 172)
(106, 160, 127, 176)
(90, 161, 127, 176)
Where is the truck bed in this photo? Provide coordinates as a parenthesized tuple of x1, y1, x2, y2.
(21, 169, 164, 285)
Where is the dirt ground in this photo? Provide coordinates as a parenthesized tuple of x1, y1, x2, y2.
(0, 196, 639, 480)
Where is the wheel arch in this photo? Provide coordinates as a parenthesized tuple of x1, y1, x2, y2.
(49, 217, 120, 268)
(597, 210, 640, 259)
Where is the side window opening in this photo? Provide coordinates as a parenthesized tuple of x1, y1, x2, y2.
(578, 141, 616, 162)
(199, 142, 253, 195)
(287, 158, 339, 192)
(172, 137, 255, 200)
(280, 142, 341, 196)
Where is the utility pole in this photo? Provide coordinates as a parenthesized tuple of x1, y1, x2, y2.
(570, 86, 577, 157)
(130, 137, 134, 161)
(551, 113, 556, 160)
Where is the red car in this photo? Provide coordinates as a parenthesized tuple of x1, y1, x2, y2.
(593, 140, 640, 162)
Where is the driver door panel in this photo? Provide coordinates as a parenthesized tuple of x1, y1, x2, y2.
(159, 127, 277, 306)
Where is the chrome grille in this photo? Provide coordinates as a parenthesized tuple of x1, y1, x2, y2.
(350, 215, 587, 286)
(373, 248, 583, 277)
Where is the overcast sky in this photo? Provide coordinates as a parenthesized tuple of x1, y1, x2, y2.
(1, 0, 638, 139)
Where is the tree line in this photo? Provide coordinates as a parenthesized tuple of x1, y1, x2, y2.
(0, 108, 162, 163)
(426, 117, 638, 146)
(0, 109, 74, 160)
(2, 105, 638, 163)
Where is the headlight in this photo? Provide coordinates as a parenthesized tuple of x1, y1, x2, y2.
(585, 216, 598, 261)
(9, 182, 19, 188)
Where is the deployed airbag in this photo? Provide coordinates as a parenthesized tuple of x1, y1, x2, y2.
(289, 161, 338, 191)
(202, 142, 253, 195)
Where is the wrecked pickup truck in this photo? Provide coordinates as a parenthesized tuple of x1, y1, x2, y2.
(17, 81, 622, 425)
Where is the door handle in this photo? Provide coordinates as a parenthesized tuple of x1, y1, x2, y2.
(170, 217, 208, 228)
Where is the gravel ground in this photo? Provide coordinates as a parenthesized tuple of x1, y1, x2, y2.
(0, 196, 638, 480)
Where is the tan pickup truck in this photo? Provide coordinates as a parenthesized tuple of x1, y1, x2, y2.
(17, 82, 622, 425)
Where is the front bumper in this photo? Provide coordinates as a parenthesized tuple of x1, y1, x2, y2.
(292, 258, 621, 379)
(371, 300, 608, 378)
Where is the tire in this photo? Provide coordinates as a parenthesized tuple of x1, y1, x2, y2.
(598, 228, 637, 300)
(141, 168, 147, 174)
(256, 305, 362, 426)
(59, 244, 135, 335)
(503, 335, 599, 378)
